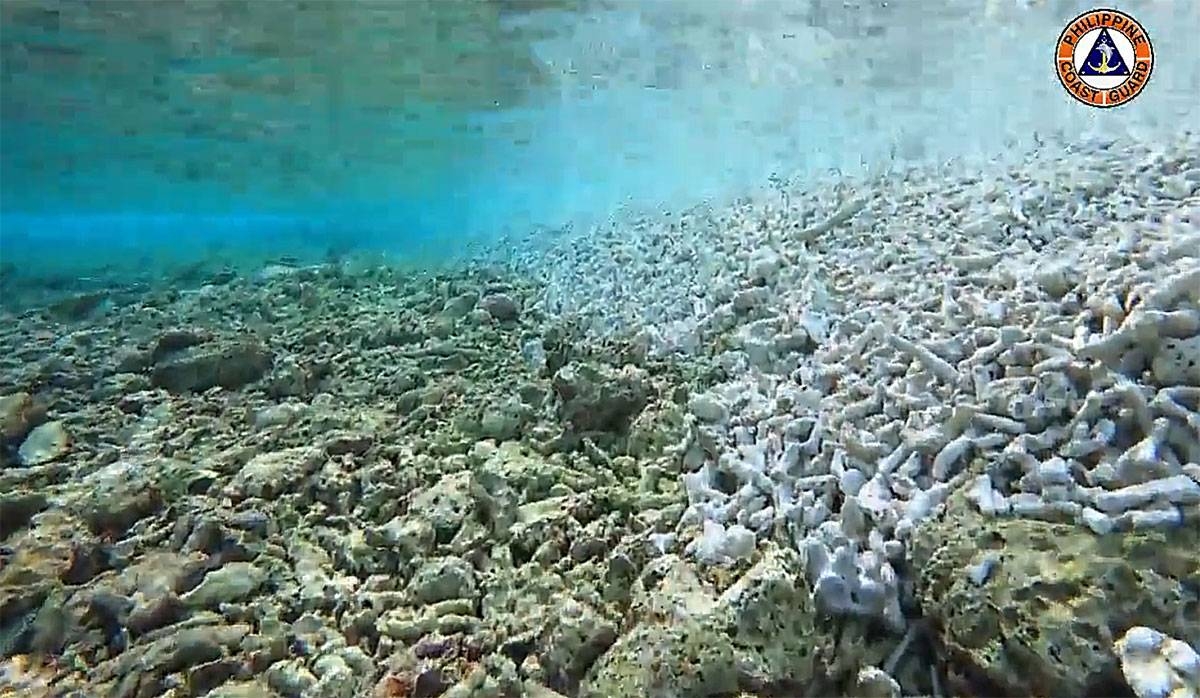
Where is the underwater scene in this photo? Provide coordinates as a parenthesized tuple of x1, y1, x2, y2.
(1, 0, 1199, 696)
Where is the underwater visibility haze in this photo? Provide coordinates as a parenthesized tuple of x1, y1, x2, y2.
(1, 1, 1199, 696)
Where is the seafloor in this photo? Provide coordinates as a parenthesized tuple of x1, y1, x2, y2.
(1, 133, 1198, 698)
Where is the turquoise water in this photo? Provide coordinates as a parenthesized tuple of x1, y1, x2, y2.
(2, 0, 1198, 279)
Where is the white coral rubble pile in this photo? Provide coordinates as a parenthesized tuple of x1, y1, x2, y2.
(521, 132, 1200, 632)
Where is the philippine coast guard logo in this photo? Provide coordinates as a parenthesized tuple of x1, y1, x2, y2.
(1056, 8, 1153, 108)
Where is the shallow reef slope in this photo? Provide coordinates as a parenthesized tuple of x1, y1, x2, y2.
(1, 132, 1199, 697)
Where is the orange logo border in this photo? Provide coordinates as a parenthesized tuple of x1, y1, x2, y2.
(1056, 8, 1153, 109)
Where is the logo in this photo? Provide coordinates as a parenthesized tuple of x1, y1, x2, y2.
(1056, 8, 1153, 108)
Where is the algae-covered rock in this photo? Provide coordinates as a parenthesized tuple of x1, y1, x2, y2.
(580, 546, 880, 697)
(17, 420, 70, 466)
(441, 291, 480, 320)
(47, 291, 108, 321)
(410, 471, 476, 544)
(68, 460, 168, 536)
(203, 680, 278, 698)
(0, 392, 34, 443)
(0, 491, 48, 538)
(538, 598, 620, 694)
(229, 447, 324, 500)
(181, 562, 268, 609)
(912, 489, 1200, 697)
(150, 341, 272, 393)
(627, 400, 688, 459)
(0, 512, 89, 641)
(552, 362, 649, 434)
(580, 614, 739, 698)
(407, 556, 478, 605)
(93, 622, 251, 693)
(479, 292, 521, 322)
(579, 554, 735, 698)
(479, 396, 534, 442)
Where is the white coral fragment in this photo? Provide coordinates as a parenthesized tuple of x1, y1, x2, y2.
(1115, 626, 1200, 698)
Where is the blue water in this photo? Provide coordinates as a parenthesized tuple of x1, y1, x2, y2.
(2, 0, 1198, 280)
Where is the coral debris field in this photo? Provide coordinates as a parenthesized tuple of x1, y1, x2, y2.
(1, 133, 1199, 698)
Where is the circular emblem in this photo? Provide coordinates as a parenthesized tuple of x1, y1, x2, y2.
(1056, 8, 1153, 108)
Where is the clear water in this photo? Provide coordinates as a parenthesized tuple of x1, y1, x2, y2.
(2, 0, 1198, 280)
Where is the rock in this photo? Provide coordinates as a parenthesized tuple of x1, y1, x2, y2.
(397, 382, 445, 413)
(407, 557, 477, 604)
(733, 287, 768, 313)
(322, 431, 374, 456)
(250, 403, 304, 430)
(0, 656, 54, 696)
(186, 659, 251, 697)
(552, 362, 649, 433)
(1152, 336, 1200, 387)
(266, 356, 312, 397)
(687, 394, 729, 424)
(852, 667, 902, 698)
(47, 291, 107, 320)
(268, 659, 319, 697)
(538, 599, 619, 694)
(689, 520, 756, 566)
(1032, 262, 1079, 299)
(85, 590, 134, 653)
(0, 392, 34, 443)
(362, 322, 427, 349)
(92, 456, 207, 517)
(521, 338, 548, 373)
(1115, 626, 1200, 698)
(17, 420, 70, 466)
(105, 551, 193, 636)
(127, 593, 187, 637)
(410, 472, 475, 544)
(0, 515, 81, 624)
(441, 291, 480, 320)
(151, 341, 272, 393)
(373, 672, 416, 698)
(479, 397, 533, 442)
(181, 562, 268, 609)
(72, 460, 169, 536)
(911, 488, 1200, 697)
(747, 250, 783, 285)
(309, 652, 360, 698)
(580, 566, 740, 698)
(204, 680, 278, 698)
(480, 293, 521, 321)
(112, 347, 152, 374)
(0, 491, 49, 538)
(580, 547, 882, 697)
(229, 447, 323, 500)
(373, 515, 435, 560)
(93, 372, 152, 403)
(92, 621, 250, 691)
(151, 328, 210, 362)
(413, 667, 452, 697)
